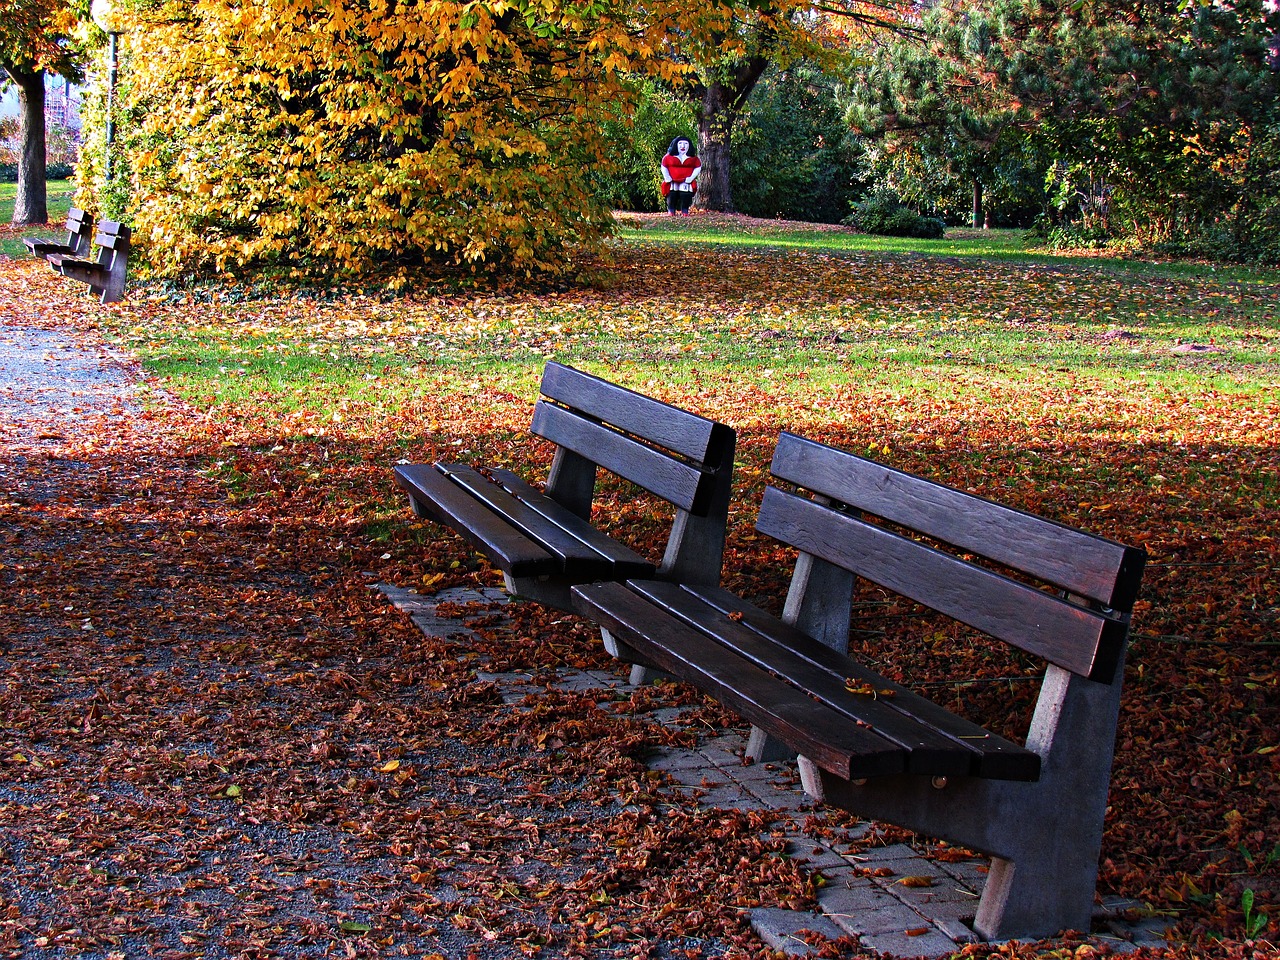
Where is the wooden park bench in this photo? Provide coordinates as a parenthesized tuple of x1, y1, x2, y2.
(23, 207, 94, 262)
(573, 431, 1146, 941)
(47, 219, 131, 304)
(395, 363, 736, 635)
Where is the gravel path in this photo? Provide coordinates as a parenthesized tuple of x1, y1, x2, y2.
(0, 322, 140, 446)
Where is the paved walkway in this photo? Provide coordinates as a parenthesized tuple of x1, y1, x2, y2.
(379, 584, 1175, 958)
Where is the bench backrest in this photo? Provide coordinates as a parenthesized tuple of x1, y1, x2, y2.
(91, 220, 131, 265)
(531, 362, 735, 516)
(66, 208, 94, 255)
(758, 431, 1145, 682)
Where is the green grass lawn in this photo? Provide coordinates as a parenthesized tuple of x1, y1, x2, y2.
(0, 180, 77, 257)
(615, 211, 1280, 286)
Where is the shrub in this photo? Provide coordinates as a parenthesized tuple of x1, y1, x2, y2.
(844, 195, 945, 238)
(0, 163, 74, 183)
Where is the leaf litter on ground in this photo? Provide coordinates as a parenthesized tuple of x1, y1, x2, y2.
(1, 225, 1276, 958)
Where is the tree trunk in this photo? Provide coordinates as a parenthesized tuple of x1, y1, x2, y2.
(693, 55, 770, 213)
(972, 178, 984, 230)
(696, 87, 736, 212)
(10, 66, 48, 226)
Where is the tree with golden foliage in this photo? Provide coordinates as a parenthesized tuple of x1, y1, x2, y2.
(104, 0, 728, 280)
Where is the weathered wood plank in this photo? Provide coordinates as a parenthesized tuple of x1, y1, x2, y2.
(460, 466, 655, 579)
(539, 362, 734, 466)
(573, 581, 907, 779)
(393, 464, 558, 576)
(756, 487, 1129, 681)
(771, 431, 1146, 612)
(656, 582, 1042, 781)
(627, 581, 981, 777)
(531, 401, 711, 513)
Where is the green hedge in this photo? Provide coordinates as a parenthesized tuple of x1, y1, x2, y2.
(0, 163, 75, 183)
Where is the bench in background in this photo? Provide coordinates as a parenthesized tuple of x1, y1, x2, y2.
(396, 363, 736, 642)
(574, 431, 1145, 941)
(24, 207, 94, 262)
(47, 219, 131, 304)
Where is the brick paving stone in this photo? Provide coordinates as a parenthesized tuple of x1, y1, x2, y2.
(830, 901, 938, 938)
(860, 926, 961, 958)
(646, 748, 709, 772)
(854, 842, 927, 862)
(785, 841, 850, 872)
(692, 784, 755, 808)
(816, 877, 902, 916)
(871, 859, 950, 884)
(936, 858, 989, 890)
(748, 908, 847, 957)
(935, 918, 979, 944)
(888, 894, 979, 923)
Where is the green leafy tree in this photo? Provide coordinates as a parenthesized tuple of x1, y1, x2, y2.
(673, 1, 909, 214)
(843, 0, 1280, 255)
(731, 62, 865, 223)
(0, 0, 85, 223)
(842, 0, 1047, 227)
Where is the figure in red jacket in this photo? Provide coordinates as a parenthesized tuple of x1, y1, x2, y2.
(661, 136, 701, 216)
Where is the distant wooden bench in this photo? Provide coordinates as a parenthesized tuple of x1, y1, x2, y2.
(574, 431, 1146, 941)
(395, 362, 736, 626)
(47, 219, 131, 304)
(23, 207, 94, 262)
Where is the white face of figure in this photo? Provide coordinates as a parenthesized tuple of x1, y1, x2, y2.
(676, 139, 690, 156)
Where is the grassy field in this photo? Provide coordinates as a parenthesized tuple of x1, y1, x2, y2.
(0, 180, 77, 257)
(4, 215, 1278, 952)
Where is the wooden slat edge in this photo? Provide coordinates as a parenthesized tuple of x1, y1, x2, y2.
(648, 581, 1042, 781)
(572, 581, 907, 779)
(531, 402, 710, 512)
(540, 363, 733, 466)
(393, 463, 559, 576)
(771, 432, 1145, 612)
(757, 487, 1119, 679)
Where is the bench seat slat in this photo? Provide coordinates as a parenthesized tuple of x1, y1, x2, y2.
(24, 239, 76, 257)
(659, 582, 1042, 781)
(627, 580, 982, 777)
(531, 401, 712, 513)
(757, 486, 1128, 681)
(394, 464, 559, 577)
(573, 581, 907, 779)
(771, 431, 1146, 611)
(440, 464, 654, 580)
(539, 362, 733, 465)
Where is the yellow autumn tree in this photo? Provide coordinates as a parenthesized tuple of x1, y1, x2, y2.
(110, 0, 717, 279)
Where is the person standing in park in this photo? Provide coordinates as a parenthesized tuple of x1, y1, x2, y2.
(661, 136, 701, 216)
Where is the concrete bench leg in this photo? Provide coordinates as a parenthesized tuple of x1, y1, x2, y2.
(798, 656, 1129, 941)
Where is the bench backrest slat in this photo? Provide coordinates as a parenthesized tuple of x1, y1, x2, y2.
(532, 362, 734, 515)
(67, 207, 92, 236)
(756, 487, 1129, 680)
(532, 401, 716, 514)
(770, 431, 1145, 611)
(93, 220, 130, 253)
(538, 363, 733, 466)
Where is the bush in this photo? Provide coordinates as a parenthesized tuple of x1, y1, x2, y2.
(0, 163, 75, 183)
(844, 195, 945, 238)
